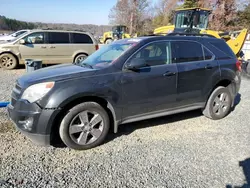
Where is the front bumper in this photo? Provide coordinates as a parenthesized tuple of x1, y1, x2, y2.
(7, 99, 60, 146)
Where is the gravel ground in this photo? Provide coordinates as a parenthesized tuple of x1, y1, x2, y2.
(0, 68, 250, 188)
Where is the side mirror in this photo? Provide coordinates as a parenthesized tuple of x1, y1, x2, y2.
(126, 58, 147, 71)
(19, 39, 25, 44)
(12, 34, 17, 37)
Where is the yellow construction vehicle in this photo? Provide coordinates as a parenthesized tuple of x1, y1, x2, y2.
(100, 25, 132, 44)
(154, 7, 248, 58)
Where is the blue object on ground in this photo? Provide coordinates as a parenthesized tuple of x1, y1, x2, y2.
(0, 102, 10, 108)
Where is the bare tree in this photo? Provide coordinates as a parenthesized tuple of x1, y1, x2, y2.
(109, 0, 131, 26)
(152, 0, 179, 28)
(109, 0, 151, 34)
(210, 0, 237, 30)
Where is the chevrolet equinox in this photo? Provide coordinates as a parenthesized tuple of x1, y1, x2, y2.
(8, 35, 241, 150)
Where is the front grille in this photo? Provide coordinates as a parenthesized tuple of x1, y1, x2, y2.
(11, 81, 23, 106)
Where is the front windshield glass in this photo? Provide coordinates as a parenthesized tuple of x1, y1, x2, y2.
(196, 11, 209, 29)
(7, 31, 30, 42)
(79, 42, 136, 69)
(175, 11, 193, 28)
(15, 30, 27, 37)
(112, 26, 127, 33)
(175, 10, 209, 30)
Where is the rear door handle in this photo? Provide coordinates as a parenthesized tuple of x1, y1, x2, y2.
(205, 64, 213, 69)
(49, 46, 55, 48)
(163, 71, 176, 77)
(41, 46, 46, 49)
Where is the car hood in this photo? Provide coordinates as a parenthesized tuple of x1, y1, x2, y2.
(18, 63, 97, 88)
(0, 35, 14, 41)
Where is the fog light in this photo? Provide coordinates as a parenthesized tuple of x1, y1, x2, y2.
(18, 117, 33, 131)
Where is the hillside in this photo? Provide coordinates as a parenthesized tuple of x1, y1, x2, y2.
(0, 15, 112, 36)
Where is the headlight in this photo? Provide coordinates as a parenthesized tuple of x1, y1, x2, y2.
(21, 82, 54, 103)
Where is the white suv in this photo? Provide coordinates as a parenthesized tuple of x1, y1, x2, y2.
(0, 30, 29, 42)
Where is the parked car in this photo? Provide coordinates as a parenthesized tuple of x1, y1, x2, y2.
(8, 34, 241, 150)
(0, 29, 98, 69)
(0, 29, 29, 42)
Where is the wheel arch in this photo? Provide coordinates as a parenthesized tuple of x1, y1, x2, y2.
(0, 51, 19, 65)
(205, 78, 235, 108)
(104, 38, 113, 44)
(73, 52, 89, 63)
(50, 95, 117, 145)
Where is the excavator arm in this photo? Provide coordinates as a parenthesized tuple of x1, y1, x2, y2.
(224, 29, 248, 57)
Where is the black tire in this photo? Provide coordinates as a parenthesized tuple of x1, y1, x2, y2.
(105, 39, 113, 44)
(247, 62, 250, 75)
(0, 53, 18, 70)
(203, 86, 233, 120)
(74, 54, 88, 64)
(59, 102, 110, 150)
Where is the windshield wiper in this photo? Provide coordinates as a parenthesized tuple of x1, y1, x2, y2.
(81, 62, 93, 69)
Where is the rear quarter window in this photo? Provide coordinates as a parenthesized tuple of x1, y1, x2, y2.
(209, 40, 235, 59)
(71, 33, 93, 44)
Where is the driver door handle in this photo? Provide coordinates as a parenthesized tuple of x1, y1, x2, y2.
(41, 46, 46, 49)
(163, 71, 176, 77)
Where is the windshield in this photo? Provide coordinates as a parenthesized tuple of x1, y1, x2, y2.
(7, 31, 30, 42)
(175, 10, 209, 30)
(15, 30, 28, 37)
(8, 30, 27, 37)
(112, 26, 127, 33)
(79, 42, 136, 69)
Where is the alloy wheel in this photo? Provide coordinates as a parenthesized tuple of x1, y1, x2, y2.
(212, 92, 230, 116)
(1, 56, 14, 68)
(69, 110, 104, 145)
(76, 56, 87, 63)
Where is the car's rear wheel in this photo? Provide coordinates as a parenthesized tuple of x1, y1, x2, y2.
(203, 86, 233, 120)
(59, 102, 110, 150)
(74, 54, 88, 64)
(0, 53, 18, 70)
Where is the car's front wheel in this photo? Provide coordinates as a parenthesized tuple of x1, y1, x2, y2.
(0, 53, 18, 70)
(59, 102, 110, 150)
(203, 86, 233, 120)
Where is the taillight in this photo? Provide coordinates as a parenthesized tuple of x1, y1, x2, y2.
(236, 60, 242, 71)
(95, 45, 99, 51)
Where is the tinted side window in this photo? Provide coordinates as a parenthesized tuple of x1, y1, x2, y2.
(48, 32, 69, 44)
(172, 41, 203, 63)
(72, 33, 93, 44)
(128, 41, 171, 67)
(23, 32, 44, 44)
(209, 41, 234, 59)
(203, 46, 213, 60)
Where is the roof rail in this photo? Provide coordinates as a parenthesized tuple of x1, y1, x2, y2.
(41, 28, 87, 32)
(140, 33, 168, 37)
(167, 33, 216, 38)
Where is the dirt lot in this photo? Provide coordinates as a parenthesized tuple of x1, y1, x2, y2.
(0, 68, 250, 188)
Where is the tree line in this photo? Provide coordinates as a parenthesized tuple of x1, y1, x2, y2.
(109, 0, 250, 35)
(0, 16, 36, 31)
(0, 16, 112, 37)
(1, 0, 250, 36)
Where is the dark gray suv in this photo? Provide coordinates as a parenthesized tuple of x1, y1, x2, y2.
(8, 35, 241, 150)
